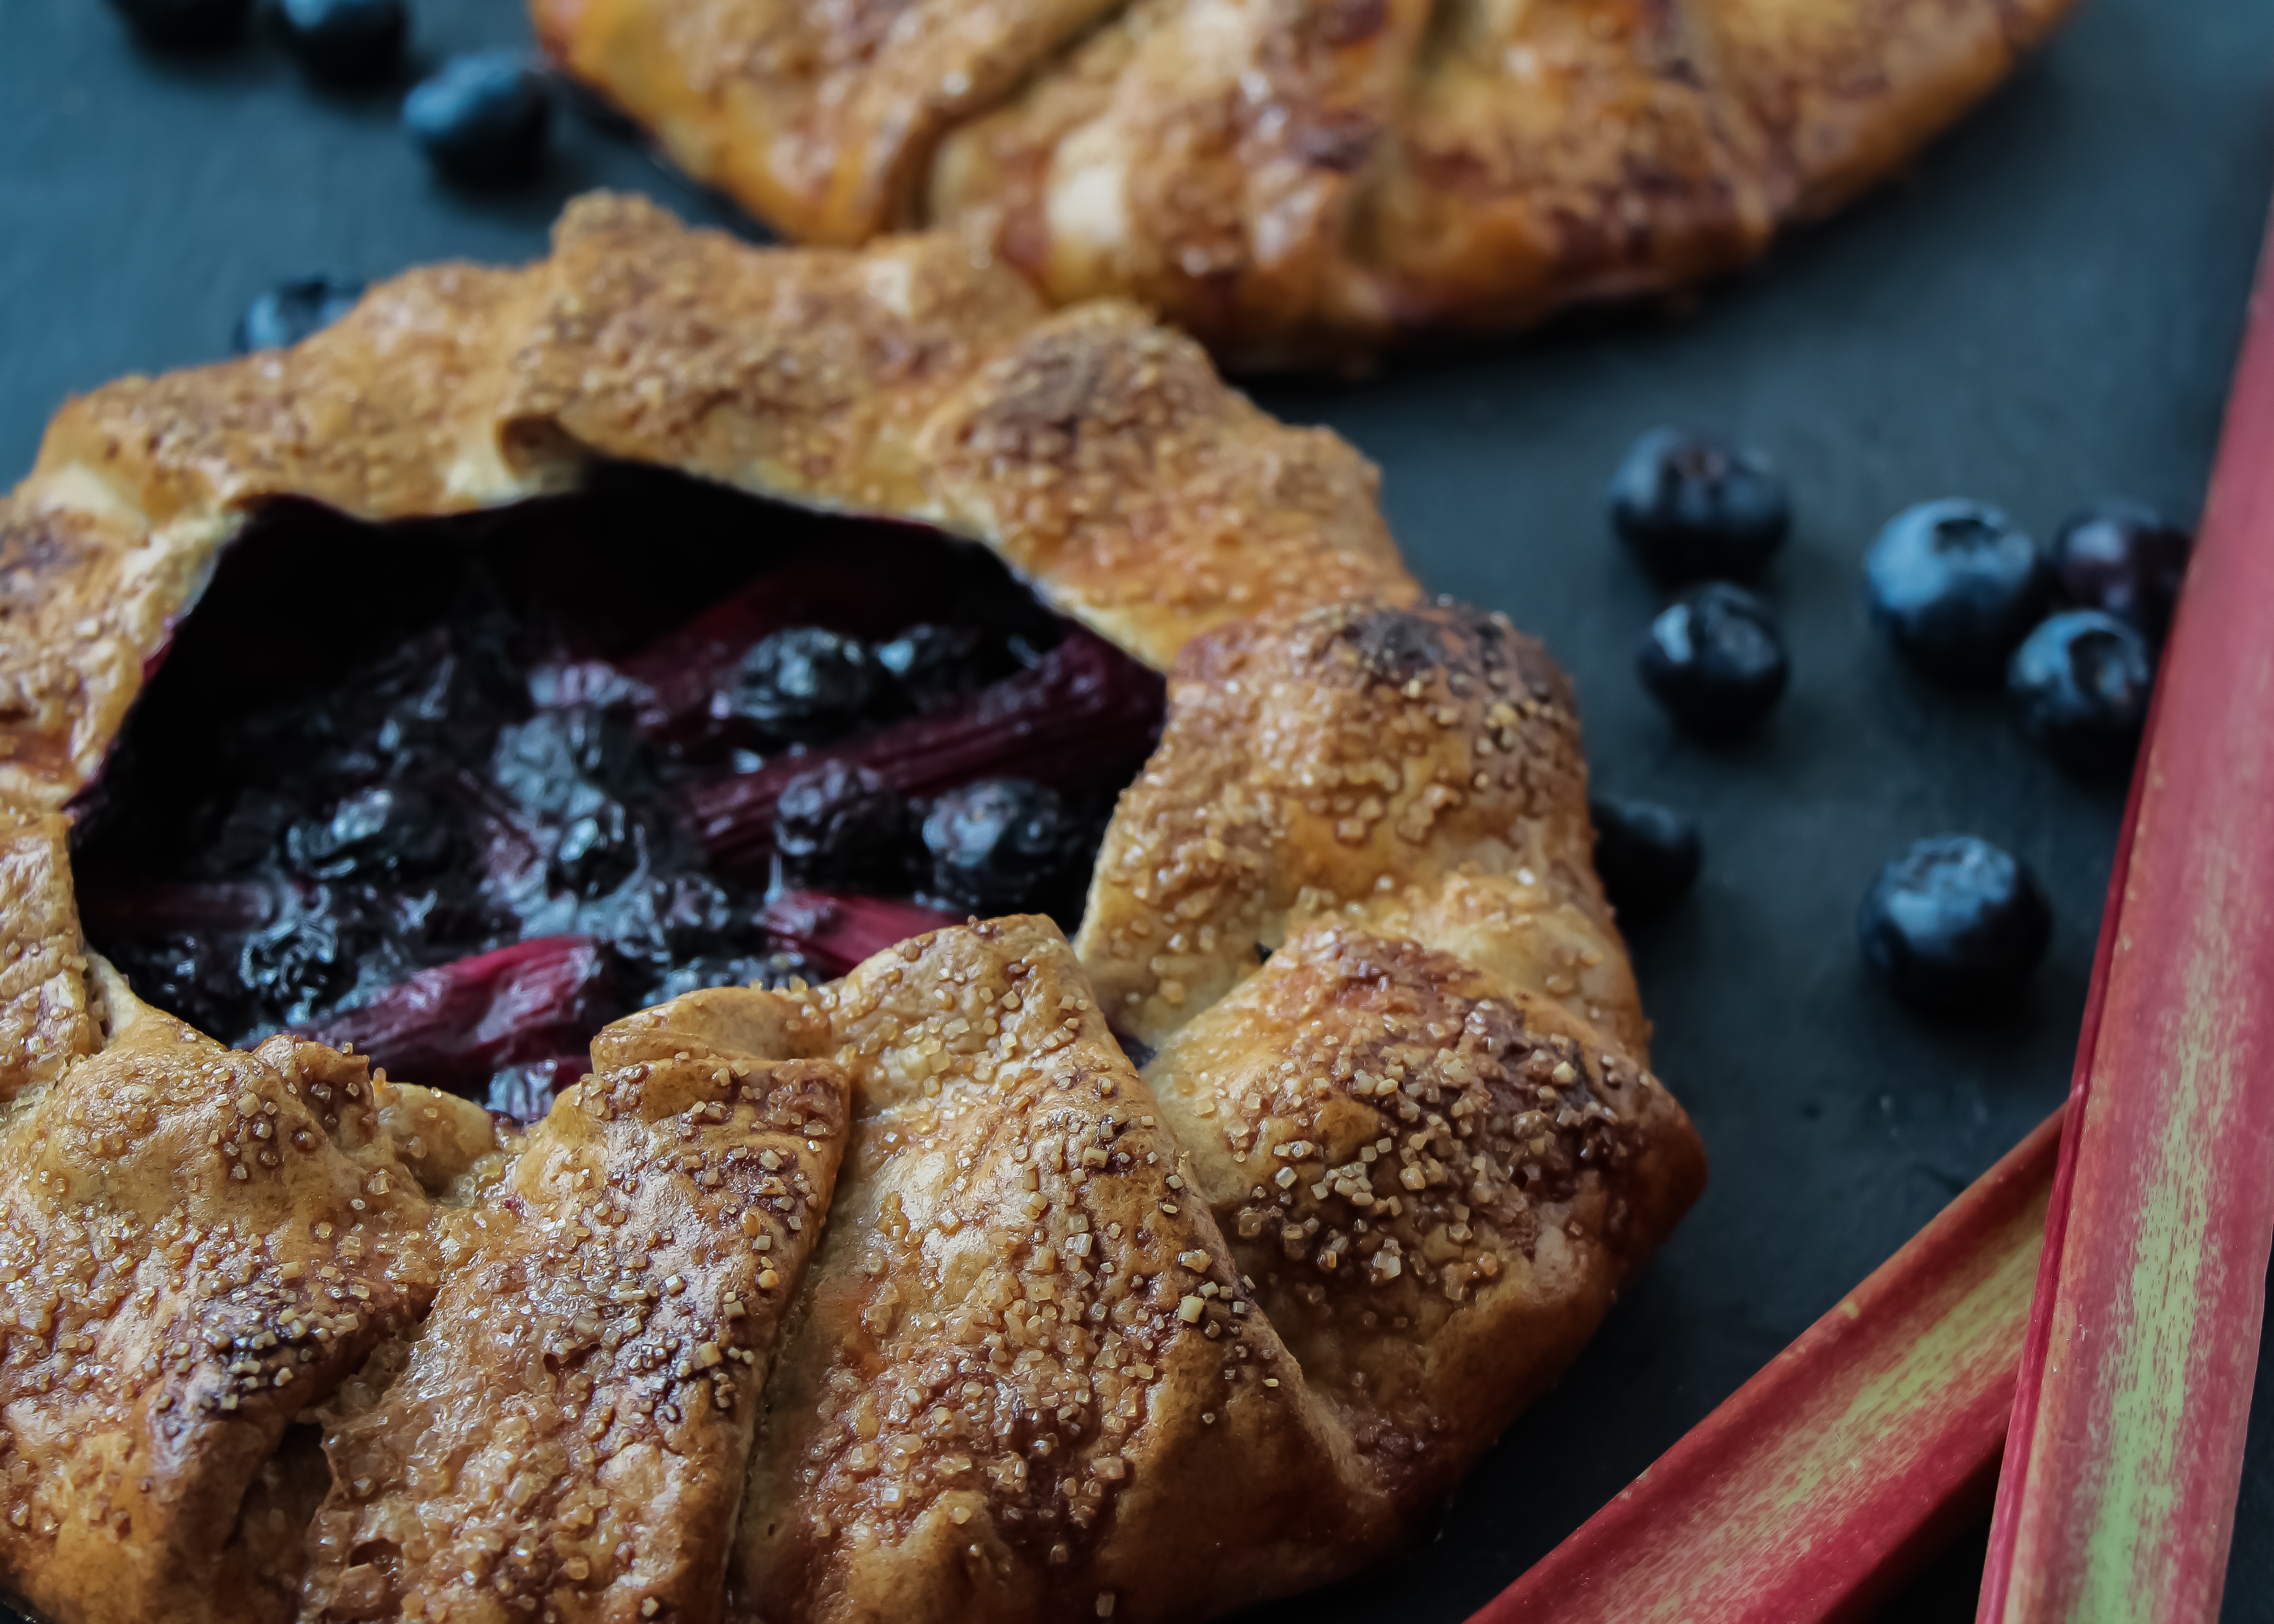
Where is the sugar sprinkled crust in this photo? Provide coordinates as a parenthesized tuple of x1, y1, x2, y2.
(0, 191, 1410, 812)
(532, 0, 2078, 362)
(0, 198, 1696, 1623)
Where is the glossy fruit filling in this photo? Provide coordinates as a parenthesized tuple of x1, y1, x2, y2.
(72, 465, 1164, 1116)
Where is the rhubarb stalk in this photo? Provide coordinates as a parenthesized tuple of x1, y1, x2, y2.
(1977, 210, 2274, 1623)
(758, 891, 961, 975)
(1478, 1108, 2063, 1624)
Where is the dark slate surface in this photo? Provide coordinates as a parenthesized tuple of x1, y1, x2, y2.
(3, 1, 2271, 1618)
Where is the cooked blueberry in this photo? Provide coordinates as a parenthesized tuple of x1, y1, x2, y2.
(287, 786, 452, 880)
(774, 762, 911, 889)
(492, 709, 645, 818)
(233, 276, 366, 354)
(403, 50, 551, 185)
(649, 950, 820, 1003)
(277, 0, 404, 82)
(727, 628, 883, 744)
(2008, 610, 2154, 778)
(2050, 499, 2192, 643)
(921, 779, 1075, 915)
(552, 799, 644, 899)
(1589, 795, 1702, 915)
(108, 0, 249, 47)
(1865, 500, 2051, 681)
(1859, 835, 2051, 1008)
(1637, 583, 1789, 736)
(878, 624, 1003, 713)
(1608, 428, 1790, 582)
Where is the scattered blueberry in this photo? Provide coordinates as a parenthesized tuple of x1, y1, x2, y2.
(774, 762, 911, 890)
(277, 0, 406, 83)
(1608, 428, 1790, 582)
(1859, 835, 2051, 1008)
(108, 0, 250, 48)
(1864, 500, 2051, 681)
(402, 50, 552, 185)
(1589, 795, 1702, 916)
(2007, 610, 2154, 779)
(921, 779, 1076, 915)
(727, 628, 884, 744)
(2050, 500, 2192, 643)
(1637, 583, 1789, 736)
(233, 275, 366, 354)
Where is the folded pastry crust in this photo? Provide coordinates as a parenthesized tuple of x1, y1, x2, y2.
(532, 0, 2079, 361)
(0, 198, 1700, 1621)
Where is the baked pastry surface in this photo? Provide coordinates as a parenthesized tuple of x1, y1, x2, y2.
(531, 0, 2079, 361)
(0, 197, 1700, 1622)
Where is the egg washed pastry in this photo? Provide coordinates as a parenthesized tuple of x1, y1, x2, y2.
(0, 196, 1703, 1622)
(529, 0, 2078, 363)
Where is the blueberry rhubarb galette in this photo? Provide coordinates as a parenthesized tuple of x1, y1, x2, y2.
(530, 0, 2076, 363)
(0, 195, 1702, 1624)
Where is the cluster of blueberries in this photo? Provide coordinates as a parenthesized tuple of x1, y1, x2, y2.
(1592, 428, 2188, 1009)
(111, 0, 555, 254)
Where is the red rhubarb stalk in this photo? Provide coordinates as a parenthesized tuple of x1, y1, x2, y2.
(758, 891, 960, 975)
(1977, 210, 2274, 1624)
(683, 629, 1162, 879)
(301, 934, 610, 1091)
(1478, 1108, 2064, 1624)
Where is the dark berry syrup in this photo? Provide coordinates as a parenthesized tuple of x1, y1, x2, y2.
(71, 464, 1164, 1118)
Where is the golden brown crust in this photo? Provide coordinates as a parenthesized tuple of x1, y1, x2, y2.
(1074, 599, 1644, 1057)
(303, 1010, 851, 1624)
(0, 199, 1700, 1624)
(533, 0, 2080, 361)
(0, 192, 1411, 812)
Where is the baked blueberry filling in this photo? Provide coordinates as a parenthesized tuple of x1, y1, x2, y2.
(73, 464, 1164, 1115)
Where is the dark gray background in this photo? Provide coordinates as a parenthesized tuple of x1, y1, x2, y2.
(3, 0, 2271, 1618)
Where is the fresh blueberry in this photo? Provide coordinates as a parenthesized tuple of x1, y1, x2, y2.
(1608, 428, 1790, 582)
(1637, 583, 1789, 736)
(2007, 610, 2155, 778)
(403, 50, 551, 185)
(2049, 500, 2192, 643)
(108, 0, 250, 48)
(233, 275, 366, 354)
(1859, 835, 2051, 1008)
(277, 0, 406, 83)
(921, 779, 1076, 915)
(1589, 795, 1702, 916)
(727, 628, 883, 744)
(1865, 500, 2051, 681)
(773, 762, 911, 889)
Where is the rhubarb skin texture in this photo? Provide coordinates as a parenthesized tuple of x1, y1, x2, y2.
(1980, 214, 2274, 1624)
(1480, 1107, 2062, 1624)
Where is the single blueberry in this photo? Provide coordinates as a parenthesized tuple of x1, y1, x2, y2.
(278, 0, 407, 83)
(2049, 499, 2192, 643)
(403, 50, 552, 185)
(1864, 500, 2051, 680)
(921, 779, 1075, 915)
(108, 0, 250, 48)
(1636, 582, 1789, 736)
(1588, 795, 1702, 916)
(728, 628, 883, 744)
(2008, 610, 2155, 779)
(1859, 835, 2051, 1008)
(233, 275, 366, 354)
(1608, 428, 1790, 582)
(773, 761, 912, 890)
